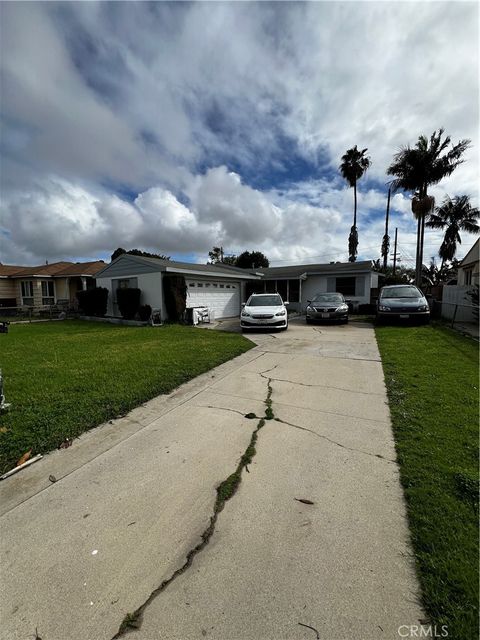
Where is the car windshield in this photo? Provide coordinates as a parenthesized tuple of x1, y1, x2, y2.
(381, 286, 420, 299)
(248, 295, 282, 306)
(312, 294, 344, 303)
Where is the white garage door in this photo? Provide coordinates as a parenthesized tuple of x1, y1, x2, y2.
(186, 280, 240, 319)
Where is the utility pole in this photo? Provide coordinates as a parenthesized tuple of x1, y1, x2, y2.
(392, 227, 398, 275)
(382, 188, 391, 270)
(220, 246, 224, 263)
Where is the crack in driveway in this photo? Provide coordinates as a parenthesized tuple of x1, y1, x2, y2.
(273, 417, 395, 463)
(112, 368, 274, 638)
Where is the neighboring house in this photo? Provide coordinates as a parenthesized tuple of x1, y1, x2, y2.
(95, 254, 261, 321)
(0, 261, 105, 308)
(456, 239, 479, 286)
(442, 239, 479, 323)
(252, 260, 380, 312)
(96, 255, 381, 320)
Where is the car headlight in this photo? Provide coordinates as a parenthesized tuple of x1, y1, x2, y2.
(378, 305, 390, 311)
(241, 311, 250, 317)
(275, 310, 286, 316)
(337, 304, 348, 311)
(418, 305, 429, 312)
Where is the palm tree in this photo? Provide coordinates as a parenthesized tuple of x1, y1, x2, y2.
(381, 188, 391, 269)
(339, 146, 371, 262)
(426, 195, 479, 266)
(387, 128, 470, 287)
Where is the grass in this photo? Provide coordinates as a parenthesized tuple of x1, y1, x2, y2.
(375, 323, 479, 640)
(0, 320, 253, 474)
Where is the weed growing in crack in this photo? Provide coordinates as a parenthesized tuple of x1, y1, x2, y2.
(244, 412, 257, 419)
(119, 612, 141, 632)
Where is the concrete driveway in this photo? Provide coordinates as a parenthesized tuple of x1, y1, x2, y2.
(0, 319, 423, 640)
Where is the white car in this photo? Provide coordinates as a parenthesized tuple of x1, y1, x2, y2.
(240, 293, 288, 331)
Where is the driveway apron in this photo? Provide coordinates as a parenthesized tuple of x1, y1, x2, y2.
(0, 319, 423, 640)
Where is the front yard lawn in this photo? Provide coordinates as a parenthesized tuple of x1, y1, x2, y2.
(376, 324, 478, 640)
(0, 321, 252, 474)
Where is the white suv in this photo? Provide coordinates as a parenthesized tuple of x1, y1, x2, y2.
(240, 293, 288, 331)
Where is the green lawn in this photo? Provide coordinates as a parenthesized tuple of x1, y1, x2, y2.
(0, 321, 252, 474)
(376, 324, 479, 640)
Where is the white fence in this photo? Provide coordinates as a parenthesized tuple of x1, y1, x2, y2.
(441, 286, 477, 322)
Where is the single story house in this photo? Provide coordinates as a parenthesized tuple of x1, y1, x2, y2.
(96, 254, 381, 320)
(441, 239, 479, 323)
(95, 254, 261, 321)
(456, 238, 479, 286)
(251, 260, 381, 312)
(0, 261, 105, 308)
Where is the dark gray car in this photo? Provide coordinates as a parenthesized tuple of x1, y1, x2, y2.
(376, 284, 430, 324)
(306, 293, 349, 324)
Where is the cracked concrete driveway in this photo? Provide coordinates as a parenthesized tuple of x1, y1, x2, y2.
(0, 319, 423, 640)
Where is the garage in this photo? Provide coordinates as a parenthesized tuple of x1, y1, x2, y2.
(186, 280, 240, 319)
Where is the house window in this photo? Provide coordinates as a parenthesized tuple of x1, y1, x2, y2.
(336, 277, 356, 296)
(219, 284, 224, 288)
(41, 280, 55, 305)
(276, 280, 288, 301)
(21, 280, 34, 306)
(464, 269, 473, 285)
(197, 283, 203, 288)
(189, 283, 195, 287)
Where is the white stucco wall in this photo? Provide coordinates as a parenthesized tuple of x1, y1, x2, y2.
(300, 273, 372, 310)
(96, 272, 164, 319)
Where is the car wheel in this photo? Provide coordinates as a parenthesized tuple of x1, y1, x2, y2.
(343, 317, 349, 324)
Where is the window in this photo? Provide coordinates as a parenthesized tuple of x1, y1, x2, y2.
(276, 280, 288, 301)
(197, 283, 203, 288)
(21, 280, 34, 306)
(189, 283, 195, 288)
(41, 280, 55, 305)
(219, 284, 224, 288)
(205, 283, 211, 287)
(335, 277, 356, 296)
(213, 283, 218, 288)
(465, 269, 473, 285)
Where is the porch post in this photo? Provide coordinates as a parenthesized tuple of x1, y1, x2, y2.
(81, 277, 87, 291)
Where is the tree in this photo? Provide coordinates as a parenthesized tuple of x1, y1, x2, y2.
(111, 248, 170, 262)
(339, 146, 371, 262)
(381, 188, 391, 269)
(208, 247, 237, 265)
(235, 251, 269, 269)
(387, 129, 470, 287)
(426, 195, 479, 266)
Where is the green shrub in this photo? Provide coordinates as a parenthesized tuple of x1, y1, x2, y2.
(138, 304, 152, 321)
(163, 275, 187, 321)
(117, 288, 141, 320)
(77, 287, 108, 316)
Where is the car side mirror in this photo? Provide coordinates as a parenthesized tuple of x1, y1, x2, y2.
(241, 302, 246, 307)
(284, 301, 289, 305)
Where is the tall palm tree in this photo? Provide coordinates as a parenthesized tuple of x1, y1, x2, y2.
(339, 146, 371, 262)
(387, 128, 470, 287)
(426, 195, 479, 267)
(381, 188, 391, 269)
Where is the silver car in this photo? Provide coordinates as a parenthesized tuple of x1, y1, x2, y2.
(306, 293, 349, 324)
(376, 284, 430, 324)
(241, 293, 288, 331)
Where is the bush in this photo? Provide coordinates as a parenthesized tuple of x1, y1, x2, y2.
(117, 288, 141, 320)
(163, 275, 187, 321)
(138, 304, 152, 321)
(77, 287, 108, 317)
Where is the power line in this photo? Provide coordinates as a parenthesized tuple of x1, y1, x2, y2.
(269, 245, 382, 264)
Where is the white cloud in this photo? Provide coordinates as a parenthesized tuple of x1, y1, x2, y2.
(0, 1, 478, 266)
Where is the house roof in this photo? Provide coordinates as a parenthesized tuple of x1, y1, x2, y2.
(0, 261, 105, 278)
(95, 254, 261, 280)
(256, 260, 375, 278)
(459, 239, 479, 269)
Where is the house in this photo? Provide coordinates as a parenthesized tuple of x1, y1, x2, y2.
(0, 261, 105, 308)
(456, 238, 479, 286)
(95, 254, 261, 321)
(251, 260, 380, 312)
(441, 239, 479, 323)
(96, 254, 381, 320)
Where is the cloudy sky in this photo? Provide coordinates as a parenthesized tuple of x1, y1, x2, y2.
(1, 1, 478, 267)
